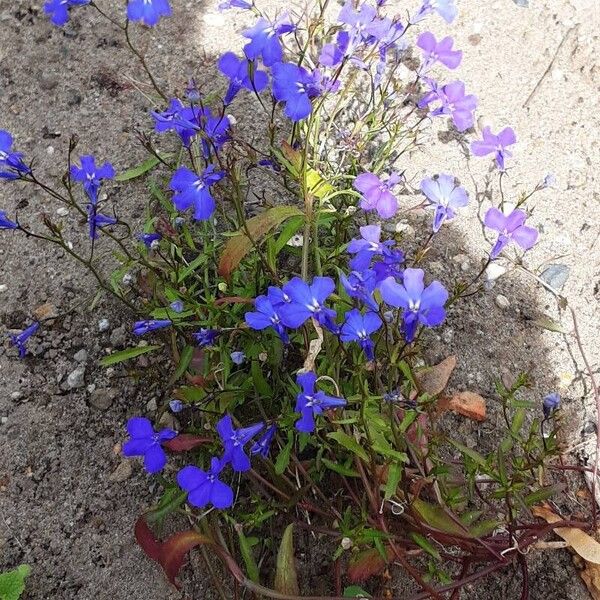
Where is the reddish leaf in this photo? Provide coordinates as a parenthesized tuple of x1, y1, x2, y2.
(347, 547, 392, 583)
(163, 434, 212, 452)
(135, 517, 163, 563)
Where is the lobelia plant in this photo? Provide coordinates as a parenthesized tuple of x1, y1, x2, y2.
(1, 0, 596, 598)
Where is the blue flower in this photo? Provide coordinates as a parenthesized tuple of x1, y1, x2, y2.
(347, 225, 395, 271)
(338, 0, 390, 47)
(339, 309, 382, 360)
(420, 174, 469, 233)
(132, 319, 172, 335)
(70, 155, 115, 203)
(340, 270, 378, 311)
(294, 372, 346, 433)
(418, 78, 477, 132)
(319, 31, 350, 67)
(198, 109, 231, 158)
(169, 399, 184, 413)
(413, 0, 457, 23)
(0, 211, 18, 230)
(127, 0, 172, 26)
(9, 322, 39, 359)
(0, 130, 30, 180)
(251, 424, 277, 458)
(219, 0, 252, 9)
(245, 289, 290, 343)
(543, 392, 560, 419)
(217, 415, 264, 472)
(122, 416, 177, 474)
(177, 458, 234, 509)
(243, 16, 294, 66)
(87, 204, 117, 239)
(272, 63, 320, 122)
(230, 351, 245, 365)
(193, 328, 220, 347)
(169, 300, 184, 313)
(169, 165, 225, 221)
(137, 232, 162, 248)
(279, 276, 337, 331)
(151, 99, 200, 147)
(218, 52, 269, 105)
(43, 0, 90, 27)
(379, 268, 448, 342)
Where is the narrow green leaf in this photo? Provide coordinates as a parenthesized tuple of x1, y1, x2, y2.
(327, 431, 369, 462)
(146, 489, 187, 526)
(274, 216, 304, 254)
(412, 499, 467, 536)
(171, 345, 194, 383)
(511, 408, 526, 436)
(237, 528, 260, 584)
(409, 532, 441, 559)
(524, 484, 563, 506)
(275, 435, 293, 475)
(384, 462, 402, 500)
(115, 156, 162, 181)
(448, 439, 489, 470)
(274, 525, 299, 595)
(321, 457, 360, 478)
(343, 586, 372, 598)
(251, 360, 272, 397)
(100, 345, 162, 367)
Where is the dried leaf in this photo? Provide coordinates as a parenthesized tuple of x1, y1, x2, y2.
(274, 525, 299, 595)
(162, 434, 212, 452)
(415, 356, 457, 396)
(581, 562, 600, 599)
(302, 318, 323, 372)
(446, 391, 487, 422)
(532, 505, 600, 564)
(347, 547, 391, 583)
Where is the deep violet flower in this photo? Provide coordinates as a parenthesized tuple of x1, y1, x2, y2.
(417, 32, 462, 70)
(70, 155, 115, 203)
(217, 415, 264, 472)
(271, 63, 320, 122)
(242, 16, 294, 66)
(294, 371, 346, 433)
(218, 52, 269, 105)
(177, 458, 234, 509)
(279, 276, 337, 331)
(122, 417, 177, 473)
(484, 207, 538, 258)
(87, 203, 117, 239)
(44, 0, 90, 26)
(340, 270, 379, 311)
(127, 0, 172, 27)
(0, 130, 30, 180)
(193, 328, 220, 347)
(542, 392, 560, 419)
(347, 225, 395, 271)
(0, 211, 18, 230)
(132, 319, 172, 335)
(9, 322, 39, 358)
(137, 232, 162, 248)
(340, 308, 382, 360)
(151, 99, 200, 147)
(319, 31, 350, 67)
(245, 289, 290, 343)
(420, 174, 469, 232)
(251, 424, 277, 458)
(354, 171, 401, 219)
(471, 126, 517, 171)
(169, 165, 225, 221)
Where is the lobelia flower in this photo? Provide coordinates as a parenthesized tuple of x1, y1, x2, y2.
(279, 276, 337, 332)
(219, 0, 252, 10)
(242, 15, 295, 66)
(542, 392, 560, 419)
(230, 351, 245, 365)
(294, 371, 346, 433)
(87, 203, 117, 239)
(151, 99, 200, 147)
(471, 126, 517, 171)
(380, 268, 448, 342)
(177, 458, 234, 509)
(484, 207, 538, 259)
(372, 247, 405, 284)
(542, 173, 557, 189)
(169, 300, 184, 313)
(339, 308, 382, 361)
(0, 130, 30, 180)
(169, 399, 184, 413)
(347, 225, 395, 271)
(417, 32, 462, 71)
(193, 328, 220, 347)
(251, 424, 277, 458)
(413, 0, 457, 24)
(338, 0, 390, 47)
(0, 210, 18, 230)
(354, 171, 401, 219)
(43, 0, 90, 26)
(245, 289, 290, 343)
(420, 174, 469, 233)
(137, 232, 162, 248)
(217, 415, 264, 472)
(169, 165, 225, 221)
(271, 63, 321, 122)
(340, 269, 379, 311)
(198, 109, 231, 159)
(218, 52, 269, 105)
(418, 79, 477, 132)
(9, 322, 39, 358)
(70, 155, 115, 203)
(132, 319, 172, 335)
(319, 31, 350, 67)
(127, 0, 172, 26)
(122, 416, 177, 473)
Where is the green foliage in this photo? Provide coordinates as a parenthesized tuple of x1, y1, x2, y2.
(0, 565, 31, 600)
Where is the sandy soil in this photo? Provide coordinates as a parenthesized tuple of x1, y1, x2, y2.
(0, 0, 598, 598)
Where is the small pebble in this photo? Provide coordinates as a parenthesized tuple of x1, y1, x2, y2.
(495, 294, 510, 310)
(74, 349, 88, 363)
(145, 397, 158, 413)
(98, 318, 110, 332)
(57, 207, 69, 216)
(66, 365, 86, 389)
(109, 460, 132, 483)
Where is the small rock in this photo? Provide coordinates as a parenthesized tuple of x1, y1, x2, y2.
(0, 284, 7, 293)
(86, 383, 96, 394)
(10, 391, 22, 400)
(109, 460, 132, 483)
(57, 207, 69, 217)
(540, 264, 570, 292)
(40, 73, 59, 90)
(447, 391, 487, 422)
(33, 302, 58, 321)
(145, 397, 158, 413)
(46, 146, 55, 156)
(110, 326, 126, 348)
(66, 365, 86, 389)
(73, 349, 88, 363)
(495, 294, 510, 310)
(157, 412, 179, 431)
(98, 318, 110, 332)
(1, 416, 8, 425)
(90, 388, 117, 410)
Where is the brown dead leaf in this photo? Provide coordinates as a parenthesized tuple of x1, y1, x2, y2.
(446, 391, 487, 422)
(532, 505, 600, 564)
(581, 562, 600, 599)
(33, 302, 58, 321)
(415, 355, 457, 396)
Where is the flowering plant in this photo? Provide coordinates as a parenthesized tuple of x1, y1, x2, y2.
(1, 0, 593, 597)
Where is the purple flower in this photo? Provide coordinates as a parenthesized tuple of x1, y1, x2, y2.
(294, 371, 346, 433)
(279, 276, 337, 331)
(0, 211, 18, 230)
(169, 399, 184, 413)
(137, 232, 162, 248)
(177, 458, 234, 509)
(151, 99, 200, 147)
(272, 63, 320, 122)
(70, 155, 115, 203)
(0, 131, 30, 180)
(243, 16, 294, 66)
(193, 328, 220, 347)
(9, 322, 39, 359)
(251, 424, 277, 458)
(354, 172, 401, 219)
(419, 79, 477, 132)
(542, 392, 560, 419)
(169, 300, 184, 313)
(218, 52, 269, 105)
(122, 417, 177, 474)
(219, 0, 252, 10)
(132, 319, 172, 335)
(372, 250, 405, 284)
(245, 290, 290, 343)
(217, 415, 264, 472)
(127, 0, 171, 26)
(340, 309, 382, 360)
(43, 0, 90, 26)
(484, 207, 538, 259)
(471, 126, 517, 171)
(230, 351, 245, 365)
(338, 0, 390, 47)
(417, 33, 462, 70)
(87, 204, 117, 240)
(380, 268, 448, 342)
(170, 165, 225, 221)
(198, 109, 231, 159)
(340, 270, 378, 311)
(347, 225, 395, 271)
(413, 0, 457, 23)
(420, 174, 469, 232)
(319, 31, 350, 67)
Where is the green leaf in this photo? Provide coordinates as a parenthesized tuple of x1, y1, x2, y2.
(275, 435, 293, 475)
(0, 564, 31, 600)
(321, 457, 360, 478)
(146, 488, 187, 526)
(524, 484, 563, 506)
(237, 528, 260, 584)
(274, 525, 299, 595)
(115, 156, 162, 181)
(469, 519, 502, 537)
(532, 315, 566, 333)
(171, 345, 194, 383)
(448, 439, 489, 470)
(409, 532, 441, 559)
(99, 345, 162, 367)
(251, 360, 272, 397)
(273, 216, 304, 254)
(511, 408, 526, 436)
(343, 586, 372, 598)
(327, 431, 369, 462)
(412, 499, 467, 536)
(177, 252, 207, 283)
(384, 462, 402, 500)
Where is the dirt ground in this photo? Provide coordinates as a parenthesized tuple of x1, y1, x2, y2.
(0, 0, 598, 598)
